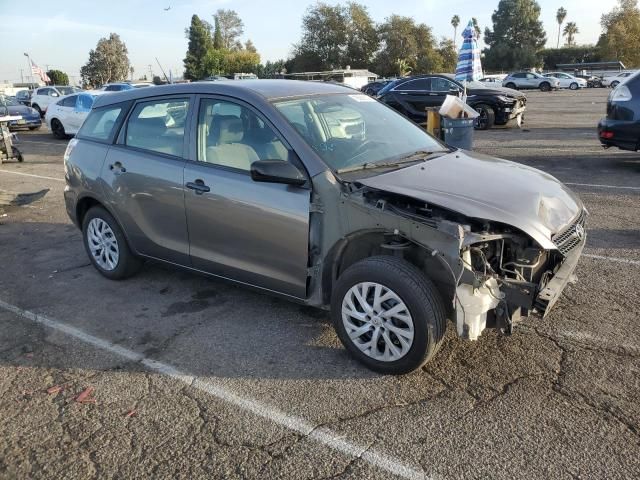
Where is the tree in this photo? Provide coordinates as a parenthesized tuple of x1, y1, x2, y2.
(437, 39, 459, 72)
(214, 9, 244, 50)
(292, 3, 348, 71)
(556, 7, 567, 48)
(451, 15, 460, 43)
(471, 17, 481, 38)
(344, 2, 379, 68)
(598, 0, 640, 67)
(46, 69, 69, 85)
(539, 46, 601, 69)
(80, 33, 130, 88)
(563, 22, 579, 46)
(483, 0, 547, 71)
(183, 15, 213, 80)
(213, 16, 223, 50)
(244, 39, 257, 53)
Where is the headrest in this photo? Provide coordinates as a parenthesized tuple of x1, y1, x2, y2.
(218, 117, 244, 144)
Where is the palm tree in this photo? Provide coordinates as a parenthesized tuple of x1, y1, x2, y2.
(472, 17, 481, 38)
(451, 15, 460, 44)
(396, 58, 412, 77)
(556, 7, 567, 48)
(563, 22, 579, 46)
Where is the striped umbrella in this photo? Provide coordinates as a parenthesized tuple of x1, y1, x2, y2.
(455, 20, 483, 82)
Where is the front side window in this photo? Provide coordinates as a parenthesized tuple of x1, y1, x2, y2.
(431, 78, 457, 92)
(197, 98, 289, 171)
(37, 88, 50, 96)
(125, 98, 189, 157)
(274, 93, 446, 172)
(78, 105, 123, 141)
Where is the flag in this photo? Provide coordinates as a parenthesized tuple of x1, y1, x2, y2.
(31, 61, 51, 83)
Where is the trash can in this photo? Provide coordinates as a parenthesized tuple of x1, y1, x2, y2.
(442, 117, 475, 150)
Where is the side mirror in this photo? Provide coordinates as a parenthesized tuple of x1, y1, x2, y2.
(449, 88, 461, 96)
(250, 160, 306, 186)
(51, 92, 59, 97)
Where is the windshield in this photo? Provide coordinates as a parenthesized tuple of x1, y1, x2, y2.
(56, 86, 81, 95)
(0, 96, 20, 107)
(274, 93, 446, 172)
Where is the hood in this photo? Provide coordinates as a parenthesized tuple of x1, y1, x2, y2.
(3, 105, 37, 117)
(357, 150, 583, 249)
(469, 86, 524, 99)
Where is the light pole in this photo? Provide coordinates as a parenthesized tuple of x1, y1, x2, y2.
(23, 53, 32, 86)
(20, 69, 24, 83)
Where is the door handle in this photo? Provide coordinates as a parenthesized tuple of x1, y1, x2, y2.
(186, 179, 210, 194)
(109, 161, 126, 174)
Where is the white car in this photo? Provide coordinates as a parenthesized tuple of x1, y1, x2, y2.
(543, 72, 586, 90)
(601, 71, 636, 88)
(478, 76, 506, 87)
(29, 85, 82, 116)
(45, 91, 104, 139)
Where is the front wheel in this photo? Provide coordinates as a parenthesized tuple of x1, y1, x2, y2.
(540, 82, 551, 92)
(331, 256, 446, 375)
(82, 206, 142, 280)
(473, 104, 495, 130)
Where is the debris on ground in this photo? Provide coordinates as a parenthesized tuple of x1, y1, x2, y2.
(125, 409, 137, 418)
(46, 385, 63, 395)
(75, 387, 96, 404)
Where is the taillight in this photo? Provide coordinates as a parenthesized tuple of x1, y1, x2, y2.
(600, 131, 614, 139)
(610, 85, 632, 102)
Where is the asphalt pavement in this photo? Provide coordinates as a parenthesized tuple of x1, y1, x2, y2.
(0, 88, 638, 480)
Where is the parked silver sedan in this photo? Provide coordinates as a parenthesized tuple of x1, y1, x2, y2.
(503, 72, 561, 91)
(63, 80, 586, 374)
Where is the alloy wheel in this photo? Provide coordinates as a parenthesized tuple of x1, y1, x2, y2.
(341, 282, 414, 362)
(87, 218, 119, 271)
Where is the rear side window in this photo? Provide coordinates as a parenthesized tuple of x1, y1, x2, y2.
(125, 98, 190, 157)
(59, 95, 77, 107)
(396, 79, 430, 91)
(78, 105, 124, 141)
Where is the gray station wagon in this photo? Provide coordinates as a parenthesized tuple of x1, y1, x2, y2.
(64, 80, 586, 374)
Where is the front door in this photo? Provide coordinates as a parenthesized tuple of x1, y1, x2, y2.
(426, 77, 461, 108)
(183, 96, 310, 298)
(101, 96, 192, 265)
(393, 78, 432, 123)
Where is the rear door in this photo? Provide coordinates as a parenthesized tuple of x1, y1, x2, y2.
(392, 78, 432, 123)
(183, 96, 311, 298)
(101, 95, 192, 265)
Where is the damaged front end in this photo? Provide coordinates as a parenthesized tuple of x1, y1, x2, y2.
(320, 178, 587, 342)
(455, 215, 586, 340)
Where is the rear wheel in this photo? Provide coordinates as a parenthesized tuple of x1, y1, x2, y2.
(540, 82, 551, 92)
(32, 104, 42, 116)
(82, 206, 142, 280)
(331, 256, 446, 375)
(473, 104, 496, 130)
(611, 81, 620, 88)
(505, 82, 517, 89)
(569, 82, 579, 90)
(50, 119, 66, 139)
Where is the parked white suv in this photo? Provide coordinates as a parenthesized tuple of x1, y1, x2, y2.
(30, 85, 81, 116)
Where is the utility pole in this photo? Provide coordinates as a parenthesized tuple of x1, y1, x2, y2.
(148, 64, 153, 80)
(23, 53, 32, 86)
(20, 69, 24, 83)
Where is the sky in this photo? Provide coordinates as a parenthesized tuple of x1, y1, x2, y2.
(0, 0, 617, 84)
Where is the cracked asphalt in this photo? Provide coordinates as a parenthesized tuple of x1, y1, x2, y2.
(0, 88, 639, 479)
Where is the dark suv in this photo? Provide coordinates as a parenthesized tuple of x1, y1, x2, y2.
(377, 74, 526, 130)
(598, 71, 640, 151)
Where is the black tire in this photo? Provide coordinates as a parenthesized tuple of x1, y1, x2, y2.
(50, 118, 66, 139)
(569, 82, 579, 90)
(611, 81, 619, 88)
(540, 82, 551, 92)
(473, 103, 495, 130)
(82, 206, 142, 280)
(505, 82, 517, 89)
(28, 126, 40, 131)
(32, 104, 42, 116)
(331, 256, 446, 375)
(11, 146, 23, 162)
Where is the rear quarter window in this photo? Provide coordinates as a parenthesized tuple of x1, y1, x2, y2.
(77, 104, 126, 142)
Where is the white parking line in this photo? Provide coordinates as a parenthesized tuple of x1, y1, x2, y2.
(583, 253, 640, 266)
(565, 182, 640, 191)
(18, 140, 66, 147)
(0, 170, 65, 182)
(0, 299, 428, 480)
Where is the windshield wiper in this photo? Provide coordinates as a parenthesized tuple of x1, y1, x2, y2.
(336, 150, 447, 174)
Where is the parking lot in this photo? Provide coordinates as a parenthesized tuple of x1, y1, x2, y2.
(0, 88, 639, 479)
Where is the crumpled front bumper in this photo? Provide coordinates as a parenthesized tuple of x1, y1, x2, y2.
(535, 236, 585, 316)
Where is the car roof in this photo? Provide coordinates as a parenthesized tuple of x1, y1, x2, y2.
(92, 80, 353, 108)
